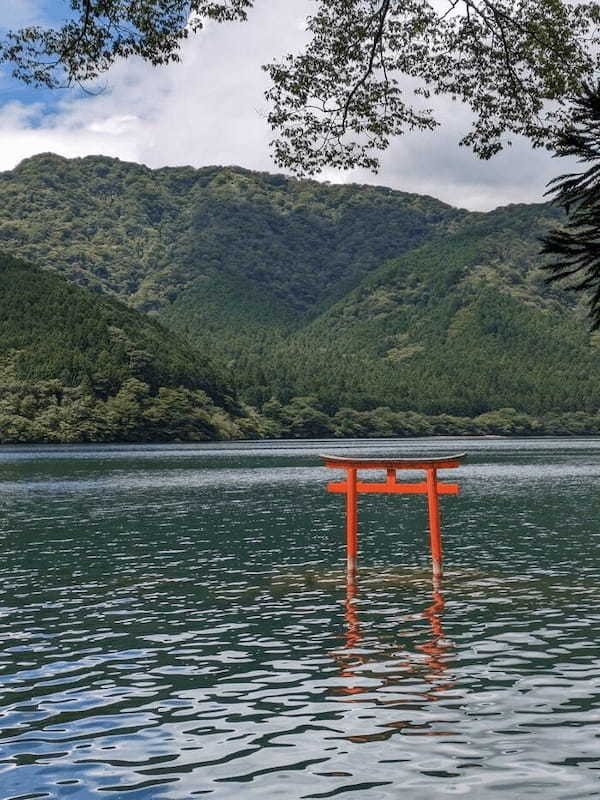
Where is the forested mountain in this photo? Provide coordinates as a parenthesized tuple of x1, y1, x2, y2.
(1, 153, 599, 441)
(0, 254, 260, 442)
(0, 153, 458, 310)
(258, 203, 597, 416)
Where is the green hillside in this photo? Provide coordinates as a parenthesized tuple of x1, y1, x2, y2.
(0, 153, 469, 399)
(0, 153, 459, 312)
(1, 153, 599, 441)
(257, 203, 595, 416)
(0, 254, 259, 443)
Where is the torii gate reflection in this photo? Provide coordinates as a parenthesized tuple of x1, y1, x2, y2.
(331, 576, 454, 741)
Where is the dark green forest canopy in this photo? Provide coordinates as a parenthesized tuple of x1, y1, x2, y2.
(0, 253, 266, 443)
(0, 253, 226, 397)
(1, 154, 599, 441)
(275, 237, 598, 417)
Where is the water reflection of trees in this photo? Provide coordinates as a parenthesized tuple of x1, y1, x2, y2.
(331, 576, 455, 741)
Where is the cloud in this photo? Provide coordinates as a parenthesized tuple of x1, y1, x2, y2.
(0, 0, 566, 211)
(328, 107, 562, 210)
(0, 2, 306, 169)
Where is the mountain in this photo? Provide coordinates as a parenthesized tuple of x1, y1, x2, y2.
(1, 152, 599, 440)
(0, 152, 459, 310)
(0, 254, 260, 443)
(0, 153, 463, 365)
(259, 203, 599, 416)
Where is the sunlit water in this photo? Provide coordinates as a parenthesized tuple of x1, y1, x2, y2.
(0, 438, 599, 799)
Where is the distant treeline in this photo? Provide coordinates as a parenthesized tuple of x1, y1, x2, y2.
(256, 397, 600, 438)
(2, 375, 598, 443)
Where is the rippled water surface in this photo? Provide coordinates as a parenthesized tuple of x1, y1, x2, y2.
(1, 438, 599, 799)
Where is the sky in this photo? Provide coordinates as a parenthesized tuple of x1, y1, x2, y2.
(0, 0, 568, 211)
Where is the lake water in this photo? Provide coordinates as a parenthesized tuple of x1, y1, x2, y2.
(1, 438, 599, 799)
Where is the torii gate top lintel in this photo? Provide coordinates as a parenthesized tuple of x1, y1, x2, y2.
(320, 453, 466, 470)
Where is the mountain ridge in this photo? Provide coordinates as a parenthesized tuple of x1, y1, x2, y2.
(2, 152, 462, 311)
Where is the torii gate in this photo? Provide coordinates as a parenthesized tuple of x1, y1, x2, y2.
(321, 453, 465, 579)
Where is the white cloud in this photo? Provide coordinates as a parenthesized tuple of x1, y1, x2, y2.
(0, 0, 566, 211)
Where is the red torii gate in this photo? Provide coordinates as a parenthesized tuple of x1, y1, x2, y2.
(321, 453, 465, 579)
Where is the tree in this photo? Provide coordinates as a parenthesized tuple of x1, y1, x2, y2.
(1, 0, 599, 173)
(541, 83, 600, 329)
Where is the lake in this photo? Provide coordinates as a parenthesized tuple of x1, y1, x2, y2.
(0, 438, 599, 798)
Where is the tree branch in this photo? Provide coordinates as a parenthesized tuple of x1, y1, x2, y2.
(341, 0, 391, 131)
(61, 0, 94, 63)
